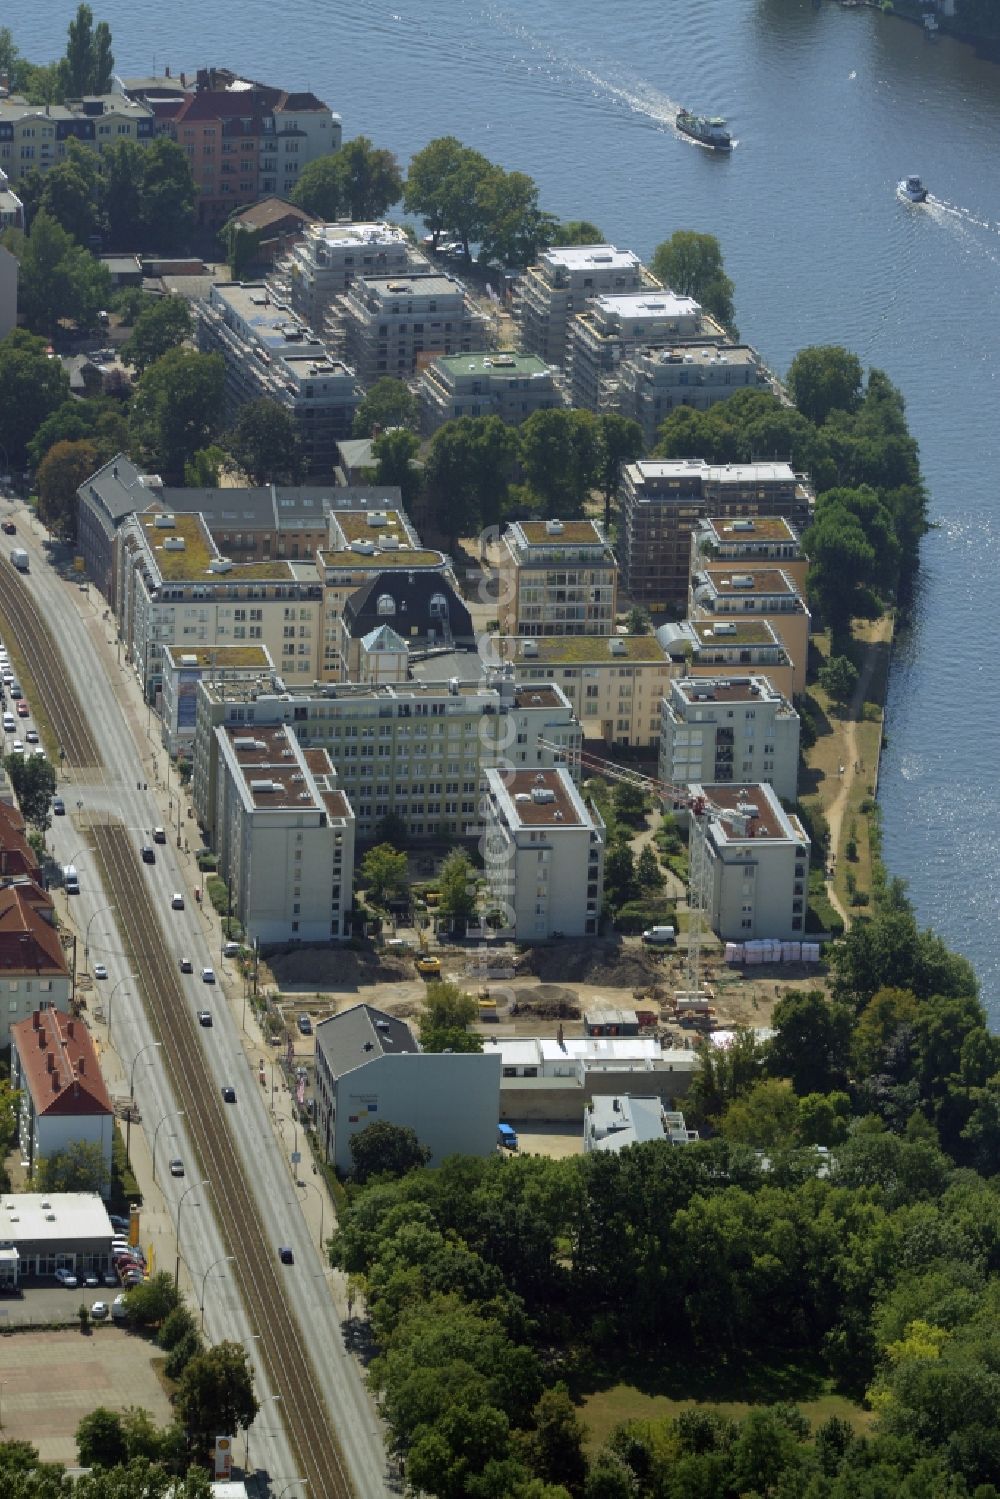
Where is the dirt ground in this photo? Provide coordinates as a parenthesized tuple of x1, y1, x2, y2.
(0, 1326, 173, 1462)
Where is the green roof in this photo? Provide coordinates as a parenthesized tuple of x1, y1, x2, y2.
(499, 634, 667, 664)
(163, 644, 272, 668)
(691, 620, 777, 647)
(320, 548, 445, 570)
(434, 350, 550, 377)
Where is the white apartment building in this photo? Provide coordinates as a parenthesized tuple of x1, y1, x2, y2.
(516, 244, 652, 368)
(490, 1033, 699, 1121)
(483, 767, 605, 939)
(116, 509, 324, 704)
(196, 282, 361, 474)
(689, 565, 811, 694)
(498, 518, 618, 637)
(214, 725, 354, 942)
(287, 220, 418, 334)
(338, 270, 489, 387)
(494, 633, 674, 749)
(659, 677, 801, 803)
(193, 674, 582, 846)
(567, 290, 720, 410)
(691, 515, 807, 594)
(657, 619, 797, 702)
(418, 349, 564, 435)
(0, 889, 70, 1049)
(692, 781, 810, 941)
(619, 344, 772, 447)
(160, 642, 275, 752)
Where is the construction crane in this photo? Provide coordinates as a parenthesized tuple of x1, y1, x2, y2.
(536, 738, 751, 1002)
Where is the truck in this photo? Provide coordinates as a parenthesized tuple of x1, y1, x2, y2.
(10, 548, 28, 573)
(642, 925, 676, 945)
(497, 1123, 518, 1152)
(63, 864, 80, 894)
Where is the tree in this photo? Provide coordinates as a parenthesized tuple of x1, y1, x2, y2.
(597, 414, 643, 529)
(636, 844, 663, 893)
(121, 295, 192, 376)
(333, 135, 404, 221)
(58, 5, 114, 100)
(624, 606, 649, 635)
(651, 230, 737, 334)
(438, 849, 478, 929)
(37, 143, 102, 244)
(419, 980, 484, 1054)
(476, 166, 557, 268)
(611, 782, 646, 826)
(225, 398, 302, 484)
(516, 1384, 588, 1495)
(76, 1408, 127, 1469)
(183, 445, 230, 488)
(175, 1341, 258, 1457)
(132, 138, 196, 251)
(720, 1078, 801, 1148)
(803, 503, 879, 641)
(349, 1120, 432, 1183)
(361, 842, 409, 908)
(36, 439, 97, 537)
(13, 210, 112, 334)
(124, 1271, 180, 1329)
(100, 140, 145, 250)
(289, 153, 345, 220)
(352, 377, 418, 438)
(404, 137, 491, 255)
(519, 408, 603, 517)
(28, 396, 121, 469)
(157, 1302, 199, 1352)
(819, 653, 859, 706)
(767, 988, 853, 1095)
(36, 1140, 108, 1194)
(373, 427, 421, 509)
(0, 328, 70, 466)
(787, 345, 864, 427)
(423, 415, 518, 540)
(604, 840, 638, 909)
(549, 220, 604, 246)
(128, 347, 224, 482)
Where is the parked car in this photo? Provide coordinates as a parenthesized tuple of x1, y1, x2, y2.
(10, 740, 23, 755)
(25, 728, 38, 743)
(169, 1158, 184, 1177)
(297, 1014, 313, 1036)
(1, 520, 15, 535)
(108, 1214, 131, 1233)
(222, 940, 241, 957)
(54, 1267, 78, 1287)
(15, 699, 28, 717)
(1, 714, 13, 732)
(111, 1294, 129, 1320)
(90, 1300, 109, 1319)
(83, 1270, 99, 1287)
(102, 1269, 119, 1287)
(121, 1269, 144, 1286)
(52, 796, 65, 814)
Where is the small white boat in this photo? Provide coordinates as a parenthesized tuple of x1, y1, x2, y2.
(898, 175, 928, 203)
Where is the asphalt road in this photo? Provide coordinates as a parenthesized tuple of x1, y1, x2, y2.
(10, 508, 390, 1498)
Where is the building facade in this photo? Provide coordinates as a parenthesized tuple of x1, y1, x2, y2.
(567, 290, 723, 411)
(287, 220, 417, 335)
(689, 564, 811, 694)
(657, 619, 797, 702)
(338, 270, 489, 387)
(491, 1033, 698, 1121)
(0, 94, 154, 183)
(516, 245, 652, 368)
(690, 515, 807, 594)
(659, 676, 800, 803)
(418, 350, 564, 435)
(10, 1010, 114, 1193)
(618, 344, 772, 447)
(160, 643, 275, 751)
(494, 633, 674, 748)
(498, 519, 618, 638)
(694, 781, 810, 941)
(0, 888, 70, 1049)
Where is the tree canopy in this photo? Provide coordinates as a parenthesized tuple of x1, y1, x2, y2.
(0, 329, 71, 466)
(122, 295, 192, 376)
(128, 347, 224, 483)
(225, 398, 303, 485)
(291, 137, 403, 221)
(352, 376, 419, 438)
(651, 229, 737, 334)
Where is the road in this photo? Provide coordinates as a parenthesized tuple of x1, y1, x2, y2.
(5, 508, 391, 1498)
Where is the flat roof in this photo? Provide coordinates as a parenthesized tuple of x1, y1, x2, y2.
(209, 283, 317, 353)
(360, 272, 464, 298)
(592, 291, 700, 318)
(633, 459, 797, 484)
(509, 634, 667, 665)
(163, 644, 273, 669)
(0, 1193, 112, 1245)
(541, 244, 642, 271)
(433, 350, 551, 377)
(514, 519, 608, 546)
(140, 511, 215, 578)
(487, 768, 591, 830)
(672, 675, 786, 705)
(698, 566, 799, 597)
(690, 619, 780, 647)
(510, 685, 565, 709)
(641, 344, 759, 368)
(223, 724, 325, 811)
(703, 516, 800, 543)
(303, 220, 410, 248)
(696, 781, 806, 844)
(333, 509, 409, 543)
(319, 547, 444, 570)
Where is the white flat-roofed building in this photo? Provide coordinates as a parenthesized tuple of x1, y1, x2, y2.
(214, 724, 354, 942)
(499, 517, 618, 637)
(0, 1193, 115, 1287)
(195, 282, 361, 475)
(516, 244, 653, 368)
(691, 515, 807, 593)
(693, 781, 810, 941)
(287, 220, 419, 335)
(567, 289, 724, 410)
(656, 618, 797, 702)
(659, 676, 800, 802)
(483, 767, 605, 939)
(314, 1003, 500, 1174)
(584, 1095, 699, 1152)
(418, 349, 564, 435)
(619, 344, 772, 446)
(338, 270, 488, 387)
(619, 458, 814, 610)
(689, 564, 811, 694)
(487, 1032, 699, 1121)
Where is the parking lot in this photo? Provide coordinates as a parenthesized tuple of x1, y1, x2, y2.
(0, 1280, 120, 1328)
(0, 1325, 173, 1462)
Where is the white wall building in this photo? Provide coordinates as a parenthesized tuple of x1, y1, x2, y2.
(489, 1033, 699, 1121)
(287, 220, 418, 334)
(483, 767, 605, 939)
(516, 244, 653, 368)
(659, 676, 800, 803)
(693, 781, 810, 941)
(418, 349, 564, 435)
(314, 1004, 501, 1174)
(339, 270, 488, 387)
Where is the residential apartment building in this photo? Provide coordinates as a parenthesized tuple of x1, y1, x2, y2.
(693, 781, 810, 941)
(116, 509, 324, 703)
(656, 619, 797, 701)
(338, 270, 489, 387)
(689, 565, 810, 693)
(516, 245, 653, 368)
(76, 455, 165, 608)
(492, 1033, 698, 1121)
(619, 344, 772, 447)
(492, 634, 674, 748)
(287, 220, 417, 335)
(0, 889, 70, 1049)
(619, 459, 814, 609)
(196, 283, 361, 475)
(314, 1003, 500, 1174)
(338, 570, 473, 682)
(659, 677, 800, 803)
(567, 290, 723, 411)
(690, 515, 807, 594)
(10, 1010, 114, 1193)
(0, 166, 23, 230)
(0, 94, 154, 184)
(418, 350, 564, 435)
(483, 767, 605, 938)
(192, 674, 582, 846)
(498, 519, 618, 637)
(214, 725, 354, 941)
(160, 642, 275, 752)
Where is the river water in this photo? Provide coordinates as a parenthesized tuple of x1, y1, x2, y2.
(20, 0, 1000, 1013)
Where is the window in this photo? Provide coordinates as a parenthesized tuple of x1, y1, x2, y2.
(376, 594, 396, 616)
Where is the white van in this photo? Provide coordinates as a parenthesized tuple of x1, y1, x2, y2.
(64, 864, 80, 894)
(642, 925, 676, 945)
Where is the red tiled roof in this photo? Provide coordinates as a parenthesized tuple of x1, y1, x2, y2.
(0, 888, 67, 975)
(11, 1009, 112, 1118)
(0, 802, 41, 883)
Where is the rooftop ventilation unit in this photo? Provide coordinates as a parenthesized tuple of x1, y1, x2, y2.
(249, 779, 276, 793)
(731, 574, 754, 589)
(521, 640, 539, 657)
(730, 519, 755, 532)
(208, 557, 233, 573)
(180, 653, 198, 666)
(379, 535, 400, 550)
(162, 536, 186, 551)
(351, 540, 376, 554)
(713, 622, 737, 636)
(545, 519, 565, 535)
(233, 736, 257, 750)
(367, 512, 388, 527)
(608, 638, 627, 656)
(531, 787, 556, 804)
(154, 513, 176, 528)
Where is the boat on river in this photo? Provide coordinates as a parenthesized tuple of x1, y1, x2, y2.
(676, 108, 732, 152)
(897, 174, 928, 203)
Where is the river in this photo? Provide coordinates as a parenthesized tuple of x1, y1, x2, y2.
(19, 0, 1000, 1014)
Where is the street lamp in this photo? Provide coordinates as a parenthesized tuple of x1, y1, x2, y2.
(106, 974, 136, 1044)
(174, 1179, 208, 1292)
(296, 1176, 325, 1253)
(84, 903, 115, 966)
(246, 1393, 282, 1476)
(125, 1041, 161, 1162)
(199, 1254, 234, 1331)
(0, 1377, 7, 1430)
(151, 1108, 184, 1185)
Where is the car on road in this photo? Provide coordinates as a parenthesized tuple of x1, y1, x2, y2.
(202, 967, 215, 984)
(2, 715, 13, 733)
(153, 826, 166, 843)
(54, 1267, 78, 1287)
(297, 1014, 313, 1036)
(179, 957, 193, 973)
(93, 964, 108, 980)
(90, 1300, 109, 1319)
(141, 845, 155, 864)
(278, 1246, 294, 1265)
(169, 1158, 184, 1177)
(15, 700, 28, 717)
(10, 740, 22, 755)
(1, 521, 15, 535)
(31, 747, 45, 759)
(52, 796, 65, 814)
(25, 728, 38, 743)
(171, 892, 185, 910)
(83, 1270, 100, 1287)
(221, 1085, 236, 1103)
(197, 1009, 213, 1027)
(9, 682, 21, 698)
